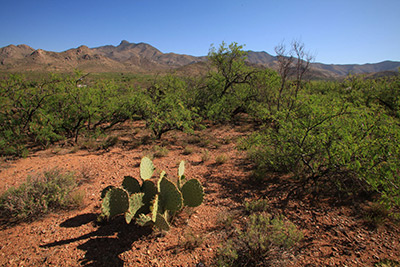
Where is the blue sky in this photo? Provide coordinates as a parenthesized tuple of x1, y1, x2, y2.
(1, 0, 399, 64)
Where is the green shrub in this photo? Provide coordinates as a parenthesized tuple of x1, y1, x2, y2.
(215, 154, 228, 165)
(217, 212, 303, 266)
(182, 146, 194, 155)
(201, 149, 210, 162)
(244, 198, 269, 213)
(153, 145, 169, 158)
(0, 169, 81, 224)
(244, 93, 400, 210)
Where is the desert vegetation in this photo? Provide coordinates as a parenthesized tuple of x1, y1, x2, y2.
(0, 41, 399, 266)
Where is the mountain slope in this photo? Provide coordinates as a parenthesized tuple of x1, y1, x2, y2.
(0, 41, 399, 78)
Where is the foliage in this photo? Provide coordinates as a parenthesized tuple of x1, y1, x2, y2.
(99, 157, 204, 231)
(217, 200, 303, 266)
(215, 154, 228, 165)
(244, 81, 400, 210)
(135, 75, 199, 139)
(0, 169, 81, 224)
(0, 72, 138, 156)
(194, 42, 257, 121)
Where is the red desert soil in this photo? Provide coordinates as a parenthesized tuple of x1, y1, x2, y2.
(0, 121, 399, 266)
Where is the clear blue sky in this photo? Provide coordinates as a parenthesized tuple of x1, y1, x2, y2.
(1, 0, 399, 64)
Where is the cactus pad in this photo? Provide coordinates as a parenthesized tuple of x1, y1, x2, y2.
(101, 185, 116, 199)
(159, 177, 183, 211)
(151, 195, 160, 222)
(154, 213, 170, 231)
(136, 214, 152, 227)
(122, 176, 141, 195)
(140, 156, 154, 180)
(101, 188, 129, 219)
(181, 179, 204, 207)
(178, 160, 185, 178)
(125, 193, 144, 224)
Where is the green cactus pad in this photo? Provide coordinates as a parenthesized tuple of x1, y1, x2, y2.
(125, 193, 144, 224)
(154, 213, 170, 231)
(136, 214, 152, 227)
(181, 179, 204, 207)
(160, 170, 166, 180)
(100, 185, 116, 199)
(178, 175, 187, 190)
(122, 176, 141, 195)
(151, 195, 159, 222)
(159, 177, 183, 211)
(140, 156, 155, 180)
(178, 160, 185, 178)
(101, 188, 129, 219)
(140, 180, 157, 214)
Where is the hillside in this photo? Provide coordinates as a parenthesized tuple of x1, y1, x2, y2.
(1, 41, 399, 78)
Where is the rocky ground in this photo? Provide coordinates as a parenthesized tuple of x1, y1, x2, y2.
(0, 120, 399, 266)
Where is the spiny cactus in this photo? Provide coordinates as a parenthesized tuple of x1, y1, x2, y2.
(125, 192, 144, 224)
(159, 175, 183, 212)
(99, 156, 204, 231)
(101, 188, 129, 219)
(154, 213, 170, 231)
(122, 176, 141, 194)
(140, 156, 154, 180)
(177, 160, 204, 207)
(140, 180, 157, 214)
(178, 160, 188, 189)
(136, 214, 152, 226)
(101, 185, 116, 199)
(181, 179, 204, 207)
(151, 195, 159, 222)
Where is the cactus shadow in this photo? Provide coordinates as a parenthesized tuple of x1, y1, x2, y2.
(41, 214, 152, 267)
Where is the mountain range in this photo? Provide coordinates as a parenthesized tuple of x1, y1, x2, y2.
(1, 40, 399, 79)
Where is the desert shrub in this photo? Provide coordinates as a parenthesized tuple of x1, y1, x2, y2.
(182, 146, 194, 155)
(152, 145, 169, 158)
(244, 88, 400, 210)
(0, 169, 81, 224)
(215, 154, 228, 165)
(375, 259, 400, 267)
(0, 72, 139, 156)
(217, 212, 303, 266)
(201, 149, 210, 162)
(244, 198, 269, 213)
(135, 75, 199, 139)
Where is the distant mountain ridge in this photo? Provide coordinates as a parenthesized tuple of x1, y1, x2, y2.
(0, 40, 399, 78)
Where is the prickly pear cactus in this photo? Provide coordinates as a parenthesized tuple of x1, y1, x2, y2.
(154, 213, 170, 231)
(140, 180, 157, 214)
(181, 179, 204, 207)
(178, 160, 186, 190)
(101, 185, 116, 199)
(98, 156, 205, 232)
(140, 156, 154, 180)
(136, 214, 152, 227)
(125, 193, 144, 224)
(151, 195, 159, 222)
(101, 188, 129, 219)
(159, 176, 183, 212)
(122, 176, 141, 195)
(178, 160, 185, 178)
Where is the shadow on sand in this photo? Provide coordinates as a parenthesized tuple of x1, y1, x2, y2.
(41, 213, 152, 267)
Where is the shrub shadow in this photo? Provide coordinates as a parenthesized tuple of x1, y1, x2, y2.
(41, 213, 152, 267)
